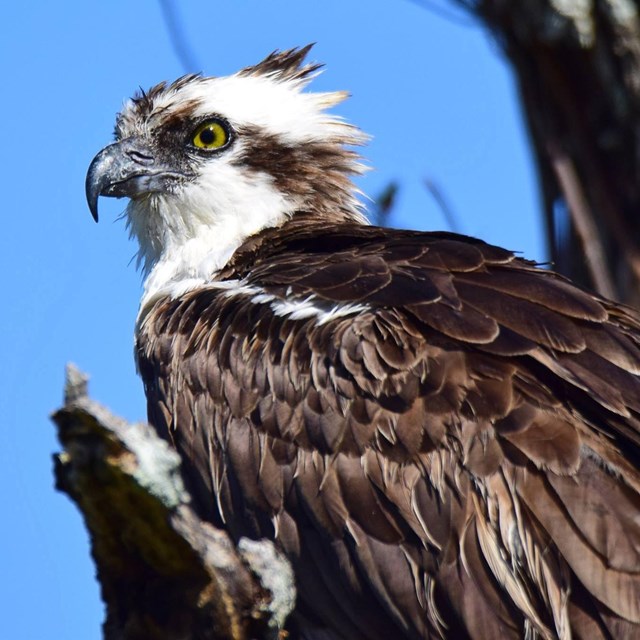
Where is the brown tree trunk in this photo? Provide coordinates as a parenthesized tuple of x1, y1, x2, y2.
(453, 0, 640, 304)
(51, 365, 295, 640)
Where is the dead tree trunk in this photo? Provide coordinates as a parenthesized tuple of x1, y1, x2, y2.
(51, 365, 295, 640)
(453, 0, 640, 304)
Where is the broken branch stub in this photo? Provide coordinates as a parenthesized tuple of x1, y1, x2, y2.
(51, 363, 295, 640)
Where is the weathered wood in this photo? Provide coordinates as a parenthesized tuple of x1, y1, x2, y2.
(453, 0, 640, 304)
(51, 364, 295, 640)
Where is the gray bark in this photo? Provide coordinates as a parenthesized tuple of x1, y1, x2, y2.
(51, 364, 295, 640)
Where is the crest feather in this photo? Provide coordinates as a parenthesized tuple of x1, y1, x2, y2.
(240, 45, 321, 84)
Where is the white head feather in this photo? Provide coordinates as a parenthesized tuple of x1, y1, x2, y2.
(110, 48, 368, 312)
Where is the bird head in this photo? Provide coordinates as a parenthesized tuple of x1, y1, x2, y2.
(86, 46, 367, 282)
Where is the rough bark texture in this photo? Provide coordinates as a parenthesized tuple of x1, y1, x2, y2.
(51, 364, 295, 640)
(453, 0, 640, 305)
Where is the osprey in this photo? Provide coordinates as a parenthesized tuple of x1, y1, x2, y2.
(86, 47, 640, 639)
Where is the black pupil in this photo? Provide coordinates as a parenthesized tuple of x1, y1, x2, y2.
(199, 126, 216, 145)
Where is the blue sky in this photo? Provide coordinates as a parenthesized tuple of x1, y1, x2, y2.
(0, 2, 541, 637)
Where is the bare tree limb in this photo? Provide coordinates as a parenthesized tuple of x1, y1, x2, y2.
(423, 178, 462, 233)
(51, 364, 295, 640)
(547, 141, 616, 298)
(158, 0, 201, 73)
(449, 0, 640, 304)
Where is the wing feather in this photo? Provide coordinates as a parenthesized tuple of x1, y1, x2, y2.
(137, 220, 640, 638)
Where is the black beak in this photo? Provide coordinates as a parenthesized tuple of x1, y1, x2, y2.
(85, 137, 162, 222)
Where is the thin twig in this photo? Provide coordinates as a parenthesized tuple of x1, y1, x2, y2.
(406, 0, 478, 27)
(158, 0, 201, 73)
(424, 178, 462, 233)
(547, 143, 616, 299)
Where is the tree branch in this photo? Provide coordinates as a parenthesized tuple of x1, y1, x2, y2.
(450, 0, 640, 304)
(51, 364, 295, 640)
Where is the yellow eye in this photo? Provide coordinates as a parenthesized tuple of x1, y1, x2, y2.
(191, 120, 229, 150)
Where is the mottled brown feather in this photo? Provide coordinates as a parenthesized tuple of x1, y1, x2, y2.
(137, 216, 640, 639)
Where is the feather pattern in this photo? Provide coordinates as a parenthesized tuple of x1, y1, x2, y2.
(86, 47, 640, 637)
(136, 216, 640, 639)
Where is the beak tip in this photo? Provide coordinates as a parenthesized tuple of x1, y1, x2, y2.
(88, 196, 99, 222)
(86, 181, 100, 223)
(85, 154, 104, 223)
(87, 191, 99, 222)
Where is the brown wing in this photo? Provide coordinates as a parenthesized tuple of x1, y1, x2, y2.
(137, 220, 640, 640)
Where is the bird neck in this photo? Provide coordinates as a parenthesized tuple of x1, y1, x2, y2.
(132, 191, 367, 327)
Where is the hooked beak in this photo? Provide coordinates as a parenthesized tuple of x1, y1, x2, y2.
(85, 137, 187, 222)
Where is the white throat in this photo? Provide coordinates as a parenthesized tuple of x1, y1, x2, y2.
(131, 160, 299, 317)
(118, 55, 368, 324)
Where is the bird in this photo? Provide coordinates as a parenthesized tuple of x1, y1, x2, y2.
(86, 46, 640, 639)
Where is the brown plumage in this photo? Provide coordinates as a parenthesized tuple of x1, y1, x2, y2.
(136, 216, 640, 639)
(86, 47, 640, 639)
